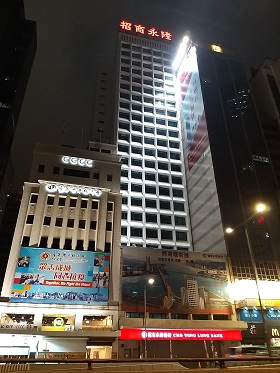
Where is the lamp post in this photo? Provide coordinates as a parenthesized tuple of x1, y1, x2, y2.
(144, 278, 154, 359)
(226, 203, 272, 357)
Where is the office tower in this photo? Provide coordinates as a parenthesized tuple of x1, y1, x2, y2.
(0, 143, 121, 358)
(0, 0, 36, 225)
(175, 40, 280, 278)
(250, 59, 280, 187)
(115, 24, 191, 250)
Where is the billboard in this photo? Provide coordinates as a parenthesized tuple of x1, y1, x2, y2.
(178, 46, 210, 171)
(122, 247, 232, 314)
(10, 247, 110, 305)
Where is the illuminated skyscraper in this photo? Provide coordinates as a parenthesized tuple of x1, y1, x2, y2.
(113, 23, 191, 250)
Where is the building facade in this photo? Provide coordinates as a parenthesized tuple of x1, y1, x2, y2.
(0, 143, 122, 359)
(115, 27, 191, 250)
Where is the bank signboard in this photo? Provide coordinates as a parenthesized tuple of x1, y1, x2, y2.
(10, 247, 110, 305)
(122, 246, 232, 314)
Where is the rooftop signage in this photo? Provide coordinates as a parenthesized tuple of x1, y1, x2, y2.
(61, 156, 93, 168)
(120, 328, 241, 341)
(119, 20, 172, 41)
(45, 183, 102, 197)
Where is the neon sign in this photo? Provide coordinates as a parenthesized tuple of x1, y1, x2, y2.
(61, 156, 93, 168)
(120, 328, 241, 341)
(45, 183, 102, 197)
(120, 20, 172, 41)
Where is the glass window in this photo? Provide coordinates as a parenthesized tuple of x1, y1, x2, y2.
(144, 137, 155, 145)
(146, 228, 158, 238)
(146, 213, 157, 223)
(159, 187, 170, 196)
(172, 176, 182, 184)
(120, 83, 129, 90)
(156, 118, 165, 126)
(121, 227, 127, 235)
(132, 159, 142, 167)
(145, 148, 155, 156)
(146, 199, 156, 208)
(132, 124, 142, 132)
(118, 144, 129, 153)
(132, 104, 142, 112)
(158, 162, 168, 170)
(173, 189, 183, 197)
(132, 95, 142, 102)
(132, 135, 142, 143)
(144, 97, 153, 104)
(145, 185, 156, 194)
(121, 66, 130, 73)
(158, 174, 169, 183)
(155, 81, 164, 88)
(131, 198, 142, 206)
(157, 150, 168, 158)
(119, 122, 129, 130)
(119, 133, 129, 141)
(160, 200, 170, 210)
(121, 75, 130, 82)
(131, 184, 142, 192)
(169, 130, 178, 138)
(168, 120, 177, 127)
(121, 183, 128, 191)
(161, 230, 173, 239)
(170, 152, 180, 160)
(132, 85, 141, 93)
(131, 171, 142, 179)
(144, 126, 154, 134)
(131, 227, 143, 237)
(157, 128, 166, 136)
(175, 216, 186, 225)
(145, 172, 156, 181)
(160, 215, 171, 224)
(132, 68, 141, 75)
(171, 164, 181, 172)
(131, 212, 143, 221)
(121, 170, 128, 177)
(131, 147, 142, 155)
(144, 106, 153, 113)
(143, 79, 153, 86)
(176, 231, 188, 241)
(132, 60, 141, 67)
(174, 202, 185, 211)
(132, 114, 142, 121)
(169, 141, 179, 149)
(119, 112, 130, 120)
(157, 139, 167, 147)
(145, 160, 155, 168)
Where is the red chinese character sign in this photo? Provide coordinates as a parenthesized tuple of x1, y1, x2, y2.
(10, 247, 110, 305)
(120, 20, 172, 41)
(120, 328, 242, 341)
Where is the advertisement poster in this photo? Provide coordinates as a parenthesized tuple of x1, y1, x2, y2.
(122, 247, 232, 314)
(178, 46, 210, 171)
(10, 247, 110, 305)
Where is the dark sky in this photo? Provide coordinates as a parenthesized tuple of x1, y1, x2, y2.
(12, 0, 280, 188)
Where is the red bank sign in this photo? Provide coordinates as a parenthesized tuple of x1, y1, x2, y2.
(120, 328, 241, 341)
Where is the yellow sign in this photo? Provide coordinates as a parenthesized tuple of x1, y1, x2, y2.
(237, 298, 280, 308)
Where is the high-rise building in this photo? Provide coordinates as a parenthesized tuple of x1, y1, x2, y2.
(0, 143, 122, 359)
(250, 58, 280, 187)
(115, 25, 191, 250)
(0, 0, 36, 225)
(175, 40, 280, 279)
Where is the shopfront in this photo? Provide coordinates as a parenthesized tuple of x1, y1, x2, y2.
(119, 328, 242, 359)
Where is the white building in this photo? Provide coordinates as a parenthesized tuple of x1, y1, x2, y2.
(114, 28, 191, 250)
(0, 143, 122, 359)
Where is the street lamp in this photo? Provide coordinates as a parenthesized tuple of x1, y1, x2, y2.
(225, 203, 272, 357)
(144, 278, 154, 359)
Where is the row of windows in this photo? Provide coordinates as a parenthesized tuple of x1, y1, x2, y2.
(121, 212, 186, 225)
(119, 121, 178, 132)
(119, 92, 175, 105)
(120, 99, 175, 111)
(120, 66, 166, 81)
(122, 160, 181, 171)
(121, 170, 182, 184)
(21, 236, 111, 252)
(121, 43, 171, 59)
(119, 130, 178, 142)
(45, 197, 101, 209)
(120, 72, 173, 84)
(118, 141, 180, 153)
(121, 184, 184, 197)
(121, 198, 185, 211)
(121, 227, 188, 241)
(121, 49, 172, 67)
(37, 165, 111, 181)
(122, 152, 180, 164)
(119, 85, 175, 99)
(125, 312, 229, 320)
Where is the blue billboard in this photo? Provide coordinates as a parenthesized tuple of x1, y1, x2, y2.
(10, 247, 110, 305)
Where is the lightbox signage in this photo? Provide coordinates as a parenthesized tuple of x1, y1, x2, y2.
(61, 156, 93, 168)
(120, 328, 241, 341)
(122, 246, 232, 314)
(45, 183, 102, 197)
(10, 247, 110, 305)
(119, 20, 172, 41)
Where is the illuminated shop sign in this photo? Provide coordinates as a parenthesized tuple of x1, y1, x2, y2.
(119, 20, 172, 41)
(211, 44, 223, 53)
(45, 183, 102, 197)
(61, 156, 93, 168)
(120, 328, 241, 341)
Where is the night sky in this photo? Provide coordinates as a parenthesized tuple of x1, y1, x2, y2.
(12, 0, 280, 188)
